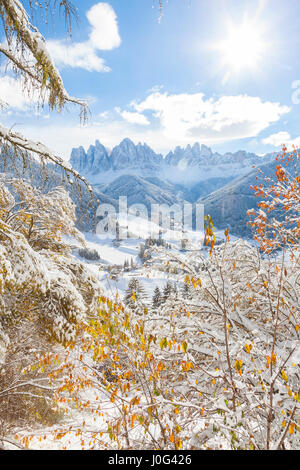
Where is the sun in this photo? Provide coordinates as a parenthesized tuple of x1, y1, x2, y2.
(219, 20, 265, 72)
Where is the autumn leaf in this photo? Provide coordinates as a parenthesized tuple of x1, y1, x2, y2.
(281, 369, 288, 382)
(289, 424, 295, 435)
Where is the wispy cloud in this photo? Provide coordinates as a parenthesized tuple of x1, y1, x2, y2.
(262, 131, 300, 149)
(115, 107, 150, 126)
(47, 3, 121, 72)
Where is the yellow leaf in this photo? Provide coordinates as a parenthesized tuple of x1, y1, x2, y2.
(282, 369, 288, 382)
(289, 424, 295, 435)
(176, 438, 182, 450)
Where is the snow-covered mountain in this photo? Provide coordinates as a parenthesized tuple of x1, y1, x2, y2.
(70, 138, 163, 181)
(70, 138, 275, 186)
(69, 138, 279, 238)
(96, 174, 181, 210)
(70, 140, 111, 174)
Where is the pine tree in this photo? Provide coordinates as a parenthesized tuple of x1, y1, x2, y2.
(181, 282, 191, 299)
(124, 278, 147, 310)
(152, 286, 162, 309)
(162, 281, 173, 303)
(181, 238, 188, 251)
(138, 243, 145, 261)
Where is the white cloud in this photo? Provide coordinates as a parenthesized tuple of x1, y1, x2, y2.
(0, 76, 40, 111)
(47, 3, 121, 72)
(47, 41, 111, 73)
(99, 110, 110, 119)
(133, 92, 290, 143)
(262, 131, 300, 149)
(87, 3, 121, 50)
(115, 107, 150, 126)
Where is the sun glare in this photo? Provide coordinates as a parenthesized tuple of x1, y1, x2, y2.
(220, 21, 265, 72)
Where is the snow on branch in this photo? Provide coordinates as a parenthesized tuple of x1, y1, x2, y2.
(0, 0, 87, 114)
(0, 124, 93, 192)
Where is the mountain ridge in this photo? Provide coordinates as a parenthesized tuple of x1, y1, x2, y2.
(69, 138, 282, 238)
(70, 138, 276, 186)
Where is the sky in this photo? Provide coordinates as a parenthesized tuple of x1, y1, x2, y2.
(2, 0, 300, 159)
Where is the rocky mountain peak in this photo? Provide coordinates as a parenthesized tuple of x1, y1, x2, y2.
(70, 139, 275, 185)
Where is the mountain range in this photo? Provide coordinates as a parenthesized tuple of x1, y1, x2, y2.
(70, 138, 278, 238)
(70, 138, 275, 185)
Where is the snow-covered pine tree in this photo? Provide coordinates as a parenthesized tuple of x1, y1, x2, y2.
(152, 286, 162, 309)
(124, 278, 147, 312)
(138, 243, 145, 261)
(162, 280, 173, 303)
(181, 281, 191, 299)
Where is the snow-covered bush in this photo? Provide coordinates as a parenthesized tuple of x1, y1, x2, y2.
(0, 177, 101, 353)
(248, 147, 300, 253)
(0, 174, 106, 447)
(51, 238, 299, 450)
(49, 152, 299, 450)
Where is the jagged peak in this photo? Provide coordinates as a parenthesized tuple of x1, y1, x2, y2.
(118, 137, 136, 148)
(192, 142, 201, 152)
(71, 145, 85, 154)
(70, 138, 275, 179)
(95, 139, 107, 150)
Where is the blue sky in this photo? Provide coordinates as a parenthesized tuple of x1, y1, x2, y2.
(2, 0, 300, 159)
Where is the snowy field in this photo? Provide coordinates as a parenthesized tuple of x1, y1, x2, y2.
(72, 233, 180, 301)
(68, 222, 240, 303)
